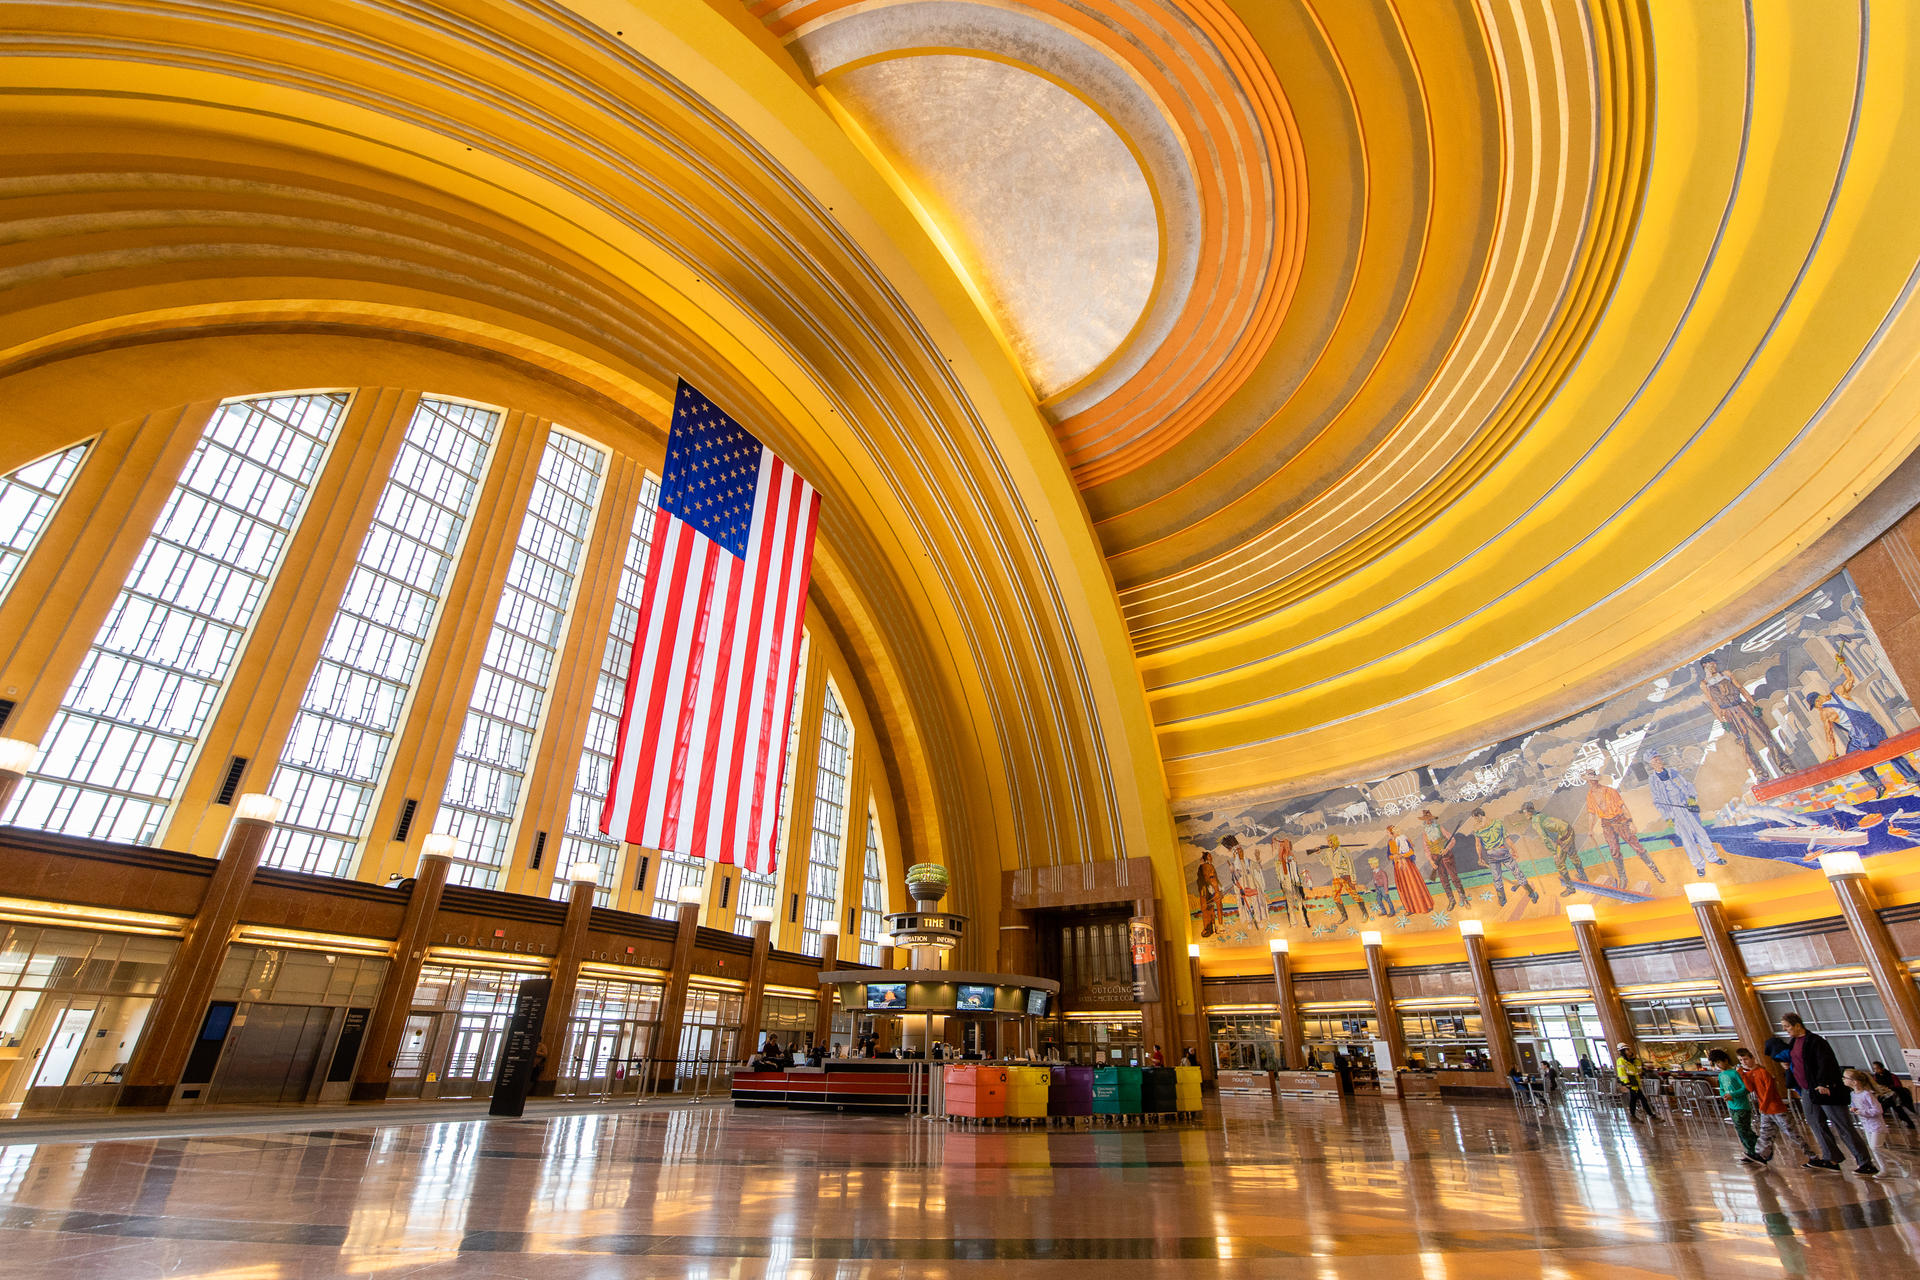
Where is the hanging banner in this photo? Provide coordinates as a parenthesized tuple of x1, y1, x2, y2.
(487, 977, 552, 1118)
(1130, 915, 1161, 1003)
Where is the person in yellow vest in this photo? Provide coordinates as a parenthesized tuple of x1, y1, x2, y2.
(1614, 1042, 1652, 1122)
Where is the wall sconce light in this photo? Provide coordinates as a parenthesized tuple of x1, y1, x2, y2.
(1819, 851, 1867, 879)
(234, 793, 285, 824)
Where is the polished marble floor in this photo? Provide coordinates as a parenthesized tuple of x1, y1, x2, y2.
(1, 1091, 1917, 1277)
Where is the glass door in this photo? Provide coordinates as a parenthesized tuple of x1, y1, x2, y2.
(439, 1012, 508, 1097)
(388, 1013, 438, 1097)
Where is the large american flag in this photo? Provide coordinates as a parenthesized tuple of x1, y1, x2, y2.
(600, 380, 819, 872)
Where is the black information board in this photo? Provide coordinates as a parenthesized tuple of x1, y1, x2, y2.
(487, 977, 552, 1118)
(325, 1007, 372, 1083)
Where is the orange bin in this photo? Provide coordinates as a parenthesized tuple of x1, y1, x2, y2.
(944, 1064, 1007, 1118)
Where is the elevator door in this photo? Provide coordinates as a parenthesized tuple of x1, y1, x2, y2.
(213, 1005, 333, 1105)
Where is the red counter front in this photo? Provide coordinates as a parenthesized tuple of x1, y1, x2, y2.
(733, 1061, 928, 1113)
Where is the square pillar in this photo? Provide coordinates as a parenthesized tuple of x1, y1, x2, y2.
(1820, 853, 1920, 1053)
(1362, 933, 1407, 1071)
(1568, 906, 1632, 1061)
(1459, 920, 1516, 1078)
(118, 794, 284, 1107)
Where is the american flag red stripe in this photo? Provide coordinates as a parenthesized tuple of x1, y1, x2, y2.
(601, 381, 819, 873)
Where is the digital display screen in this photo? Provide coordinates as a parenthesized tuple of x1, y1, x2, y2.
(1025, 989, 1051, 1016)
(866, 982, 906, 1009)
(955, 984, 994, 1010)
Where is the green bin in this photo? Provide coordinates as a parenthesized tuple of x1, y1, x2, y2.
(1093, 1065, 1143, 1114)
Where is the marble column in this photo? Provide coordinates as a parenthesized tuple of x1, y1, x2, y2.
(1820, 852, 1920, 1052)
(735, 909, 775, 1058)
(1684, 882, 1781, 1073)
(1269, 939, 1302, 1071)
(997, 908, 1033, 974)
(119, 794, 284, 1107)
(811, 925, 840, 1051)
(1363, 932, 1408, 1070)
(649, 889, 703, 1092)
(1186, 943, 1215, 1079)
(1459, 920, 1516, 1077)
(351, 838, 454, 1101)
(530, 861, 599, 1096)
(1568, 905, 1633, 1058)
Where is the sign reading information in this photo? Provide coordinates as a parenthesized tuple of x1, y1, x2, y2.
(488, 977, 552, 1118)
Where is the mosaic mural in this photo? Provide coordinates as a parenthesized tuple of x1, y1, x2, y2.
(1178, 571, 1920, 948)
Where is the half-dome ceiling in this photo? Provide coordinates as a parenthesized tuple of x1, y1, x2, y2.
(748, 0, 1920, 819)
(824, 53, 1159, 401)
(777, 0, 1302, 486)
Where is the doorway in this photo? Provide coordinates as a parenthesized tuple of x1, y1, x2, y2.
(438, 1012, 509, 1098)
(212, 1005, 334, 1105)
(388, 1013, 438, 1098)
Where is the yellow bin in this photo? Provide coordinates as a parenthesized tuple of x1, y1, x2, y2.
(1175, 1065, 1203, 1112)
(1006, 1066, 1052, 1118)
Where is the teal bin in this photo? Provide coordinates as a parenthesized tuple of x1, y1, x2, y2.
(1093, 1066, 1143, 1114)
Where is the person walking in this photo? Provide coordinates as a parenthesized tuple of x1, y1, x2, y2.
(1149, 1044, 1165, 1067)
(1779, 1011, 1877, 1174)
(1846, 1068, 1904, 1174)
(1737, 1047, 1811, 1163)
(1615, 1043, 1652, 1122)
(1709, 1049, 1763, 1163)
(1870, 1061, 1920, 1131)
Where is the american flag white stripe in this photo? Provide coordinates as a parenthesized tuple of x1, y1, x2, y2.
(601, 381, 819, 873)
(741, 475, 816, 863)
(710, 460, 808, 864)
(690, 452, 783, 861)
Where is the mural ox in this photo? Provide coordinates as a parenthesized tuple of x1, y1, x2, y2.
(1179, 572, 1920, 947)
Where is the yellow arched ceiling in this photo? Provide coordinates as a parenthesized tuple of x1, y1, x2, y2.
(742, 0, 1920, 812)
(5, 0, 1920, 968)
(0, 0, 1183, 960)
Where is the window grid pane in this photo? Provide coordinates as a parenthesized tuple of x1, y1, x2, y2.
(800, 683, 851, 957)
(551, 475, 660, 908)
(649, 850, 704, 920)
(435, 431, 605, 889)
(265, 398, 499, 877)
(0, 442, 88, 604)
(733, 633, 807, 936)
(859, 813, 885, 964)
(7, 394, 346, 844)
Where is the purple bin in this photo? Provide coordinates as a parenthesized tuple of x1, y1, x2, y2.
(1048, 1065, 1095, 1116)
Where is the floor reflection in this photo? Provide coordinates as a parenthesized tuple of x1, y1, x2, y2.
(1, 1092, 1919, 1275)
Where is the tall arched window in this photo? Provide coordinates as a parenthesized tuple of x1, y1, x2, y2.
(858, 808, 886, 965)
(0, 441, 89, 607)
(434, 429, 605, 888)
(800, 680, 851, 957)
(553, 474, 659, 907)
(267, 397, 498, 877)
(9, 393, 345, 843)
